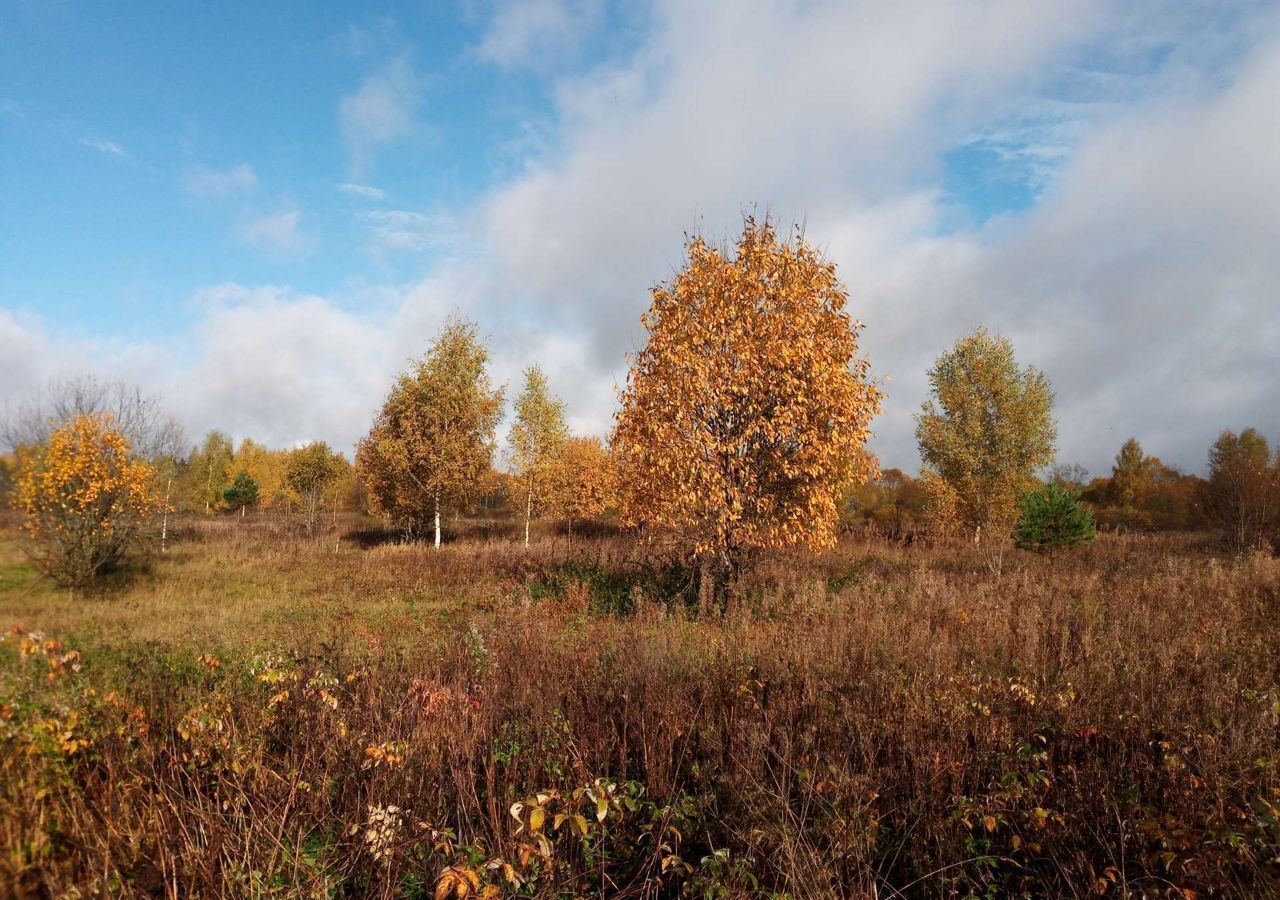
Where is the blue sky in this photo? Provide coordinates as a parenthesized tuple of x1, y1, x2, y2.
(2, 4, 555, 336)
(3, 1, 1279, 474)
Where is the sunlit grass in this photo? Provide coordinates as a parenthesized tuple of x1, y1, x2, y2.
(1, 518, 1277, 897)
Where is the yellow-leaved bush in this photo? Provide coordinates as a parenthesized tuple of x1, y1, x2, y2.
(613, 218, 882, 605)
(16, 412, 162, 586)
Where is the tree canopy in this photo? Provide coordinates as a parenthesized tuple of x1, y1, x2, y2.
(614, 217, 882, 607)
(1207, 427, 1276, 552)
(916, 328, 1056, 544)
(507, 367, 568, 547)
(357, 317, 504, 547)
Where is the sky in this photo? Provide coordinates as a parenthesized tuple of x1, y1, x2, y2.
(2, 0, 1279, 477)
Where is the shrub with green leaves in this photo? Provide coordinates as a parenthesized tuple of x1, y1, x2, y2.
(1015, 482, 1096, 555)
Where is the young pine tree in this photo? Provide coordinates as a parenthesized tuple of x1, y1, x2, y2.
(1015, 482, 1096, 557)
(222, 469, 260, 516)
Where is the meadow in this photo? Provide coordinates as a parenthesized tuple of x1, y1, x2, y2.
(1, 516, 1278, 898)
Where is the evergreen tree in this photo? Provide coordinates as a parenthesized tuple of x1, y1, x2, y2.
(223, 469, 260, 515)
(1015, 482, 1096, 557)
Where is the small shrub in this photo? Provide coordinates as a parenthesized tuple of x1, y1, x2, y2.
(15, 413, 162, 586)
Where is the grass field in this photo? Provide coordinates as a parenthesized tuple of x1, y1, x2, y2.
(1, 517, 1278, 898)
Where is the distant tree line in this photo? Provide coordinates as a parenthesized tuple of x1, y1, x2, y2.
(3, 217, 1277, 590)
(843, 430, 1279, 554)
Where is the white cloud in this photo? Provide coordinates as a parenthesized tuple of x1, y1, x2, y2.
(0, 309, 54, 401)
(181, 286, 395, 449)
(458, 0, 1280, 474)
(10, 1, 1280, 476)
(475, 0, 605, 68)
(338, 56, 423, 178)
(335, 182, 389, 201)
(181, 163, 258, 198)
(360, 209, 457, 252)
(78, 137, 126, 157)
(236, 210, 306, 254)
(469, 0, 1114, 454)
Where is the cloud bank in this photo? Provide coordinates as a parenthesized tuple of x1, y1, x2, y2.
(7, 1, 1279, 476)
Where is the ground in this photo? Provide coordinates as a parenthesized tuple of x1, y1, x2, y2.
(1, 515, 1278, 898)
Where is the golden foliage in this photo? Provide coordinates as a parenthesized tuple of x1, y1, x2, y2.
(915, 328, 1056, 537)
(231, 438, 290, 509)
(284, 441, 345, 531)
(550, 435, 615, 530)
(613, 217, 881, 568)
(507, 366, 568, 546)
(435, 865, 481, 899)
(16, 412, 162, 585)
(358, 317, 504, 544)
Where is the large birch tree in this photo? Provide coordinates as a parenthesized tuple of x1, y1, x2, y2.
(915, 328, 1056, 567)
(357, 317, 504, 547)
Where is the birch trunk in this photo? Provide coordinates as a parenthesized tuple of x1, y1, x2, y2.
(525, 488, 532, 548)
(434, 494, 441, 549)
(161, 477, 171, 553)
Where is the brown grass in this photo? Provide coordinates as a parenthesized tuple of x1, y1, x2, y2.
(0, 517, 1277, 898)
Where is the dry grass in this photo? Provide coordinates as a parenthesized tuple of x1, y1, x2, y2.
(1, 517, 1277, 898)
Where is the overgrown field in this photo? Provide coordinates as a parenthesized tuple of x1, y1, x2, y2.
(1, 518, 1278, 898)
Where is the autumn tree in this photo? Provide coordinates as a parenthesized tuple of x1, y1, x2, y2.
(1048, 462, 1089, 491)
(1206, 427, 1277, 552)
(284, 442, 343, 533)
(507, 367, 568, 547)
(232, 439, 289, 509)
(186, 431, 234, 513)
(223, 469, 260, 516)
(841, 466, 928, 536)
(1139, 461, 1206, 530)
(326, 454, 359, 521)
(613, 218, 882, 610)
(1084, 450, 1206, 532)
(915, 328, 1055, 568)
(357, 317, 504, 547)
(4, 378, 184, 541)
(0, 453, 14, 509)
(553, 435, 614, 544)
(16, 413, 162, 586)
(1110, 438, 1153, 509)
